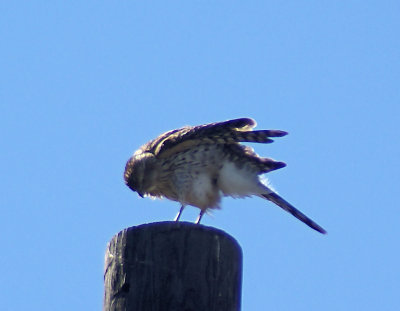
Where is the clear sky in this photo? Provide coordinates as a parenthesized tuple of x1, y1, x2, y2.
(1, 1, 399, 310)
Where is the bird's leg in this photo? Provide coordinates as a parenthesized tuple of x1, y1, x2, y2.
(195, 210, 205, 224)
(174, 205, 185, 222)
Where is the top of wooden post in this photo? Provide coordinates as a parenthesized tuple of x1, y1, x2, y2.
(103, 221, 243, 311)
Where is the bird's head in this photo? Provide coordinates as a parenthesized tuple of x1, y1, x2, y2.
(124, 151, 157, 198)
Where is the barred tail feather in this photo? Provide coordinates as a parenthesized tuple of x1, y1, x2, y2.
(262, 192, 326, 234)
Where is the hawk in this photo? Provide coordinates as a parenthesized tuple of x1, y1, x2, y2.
(124, 118, 326, 234)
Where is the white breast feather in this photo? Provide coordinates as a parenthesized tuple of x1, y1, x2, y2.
(192, 174, 212, 197)
(219, 161, 266, 198)
(187, 173, 220, 208)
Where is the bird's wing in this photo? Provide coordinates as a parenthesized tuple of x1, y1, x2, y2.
(142, 118, 287, 159)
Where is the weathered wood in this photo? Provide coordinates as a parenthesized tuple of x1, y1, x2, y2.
(103, 221, 242, 311)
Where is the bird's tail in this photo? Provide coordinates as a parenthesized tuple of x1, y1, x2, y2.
(262, 192, 326, 234)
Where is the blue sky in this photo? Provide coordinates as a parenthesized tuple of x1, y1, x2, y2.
(1, 1, 399, 310)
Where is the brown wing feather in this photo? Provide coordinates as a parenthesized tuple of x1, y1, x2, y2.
(222, 143, 287, 173)
(139, 118, 287, 159)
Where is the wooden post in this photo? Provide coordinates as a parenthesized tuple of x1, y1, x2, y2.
(103, 221, 242, 311)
